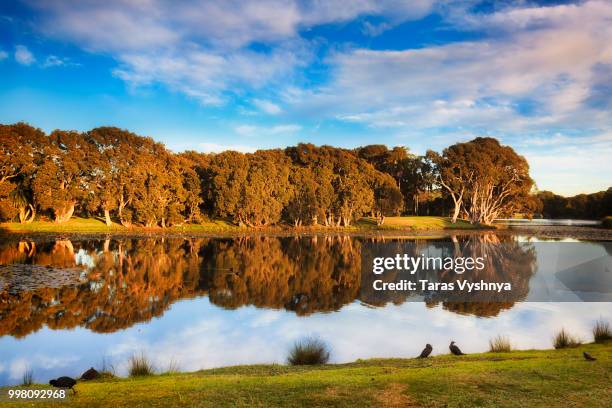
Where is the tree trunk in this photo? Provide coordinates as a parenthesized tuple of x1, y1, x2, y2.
(451, 202, 461, 224)
(104, 209, 112, 226)
(54, 202, 75, 223)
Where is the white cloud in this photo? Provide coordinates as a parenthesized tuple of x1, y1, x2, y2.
(42, 55, 79, 68)
(0, 50, 7, 61)
(14, 45, 35, 65)
(300, 0, 612, 134)
(252, 99, 282, 114)
(198, 142, 257, 153)
(234, 123, 301, 137)
(24, 0, 437, 105)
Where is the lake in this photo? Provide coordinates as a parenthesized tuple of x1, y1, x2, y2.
(0, 233, 610, 385)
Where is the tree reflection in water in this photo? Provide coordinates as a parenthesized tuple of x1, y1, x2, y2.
(0, 234, 538, 337)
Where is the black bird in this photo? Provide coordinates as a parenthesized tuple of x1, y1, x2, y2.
(418, 344, 433, 358)
(49, 377, 77, 393)
(80, 367, 100, 380)
(449, 341, 465, 356)
(583, 352, 597, 361)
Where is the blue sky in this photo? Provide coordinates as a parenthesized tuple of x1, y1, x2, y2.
(1, 0, 611, 195)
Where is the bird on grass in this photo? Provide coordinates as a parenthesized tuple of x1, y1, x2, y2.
(49, 376, 77, 394)
(583, 352, 597, 361)
(418, 344, 433, 358)
(80, 367, 100, 380)
(449, 341, 465, 356)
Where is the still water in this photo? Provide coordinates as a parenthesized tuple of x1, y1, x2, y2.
(0, 234, 610, 385)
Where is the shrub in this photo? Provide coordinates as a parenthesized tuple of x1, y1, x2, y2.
(488, 335, 512, 352)
(602, 216, 612, 229)
(287, 337, 330, 365)
(593, 319, 612, 343)
(128, 353, 155, 377)
(553, 328, 581, 349)
(21, 368, 33, 386)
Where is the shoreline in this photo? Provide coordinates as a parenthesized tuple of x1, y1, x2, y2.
(1, 216, 611, 241)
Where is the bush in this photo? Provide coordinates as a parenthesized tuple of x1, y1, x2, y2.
(593, 319, 612, 343)
(602, 216, 612, 229)
(488, 335, 512, 352)
(128, 353, 155, 377)
(553, 328, 581, 349)
(21, 368, 33, 386)
(287, 337, 330, 365)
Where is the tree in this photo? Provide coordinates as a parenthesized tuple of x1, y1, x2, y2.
(429, 138, 534, 224)
(0, 123, 47, 222)
(32, 130, 91, 223)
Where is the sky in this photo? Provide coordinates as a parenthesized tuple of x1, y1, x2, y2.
(0, 0, 611, 195)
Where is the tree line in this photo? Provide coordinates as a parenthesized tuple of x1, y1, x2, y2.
(2, 122, 596, 227)
(536, 189, 612, 220)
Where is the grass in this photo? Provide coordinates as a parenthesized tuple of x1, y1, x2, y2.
(128, 354, 155, 377)
(553, 328, 582, 349)
(357, 216, 487, 230)
(21, 368, 33, 386)
(489, 335, 512, 353)
(593, 319, 612, 343)
(0, 216, 487, 234)
(2, 342, 610, 407)
(287, 337, 331, 366)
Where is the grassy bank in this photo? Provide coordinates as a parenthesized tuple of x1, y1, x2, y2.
(0, 216, 485, 234)
(4, 342, 610, 407)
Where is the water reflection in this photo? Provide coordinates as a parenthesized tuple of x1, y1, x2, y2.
(3, 234, 598, 338)
(0, 234, 610, 385)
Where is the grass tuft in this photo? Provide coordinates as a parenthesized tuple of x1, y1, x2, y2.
(128, 353, 156, 377)
(287, 337, 330, 365)
(593, 319, 612, 343)
(553, 328, 581, 349)
(164, 359, 181, 375)
(488, 335, 512, 352)
(99, 356, 116, 378)
(21, 367, 33, 386)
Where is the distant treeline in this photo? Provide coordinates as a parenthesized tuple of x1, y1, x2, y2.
(0, 122, 584, 227)
(537, 190, 612, 220)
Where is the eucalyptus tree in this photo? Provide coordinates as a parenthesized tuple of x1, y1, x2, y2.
(428, 137, 534, 224)
(0, 123, 47, 222)
(32, 130, 93, 223)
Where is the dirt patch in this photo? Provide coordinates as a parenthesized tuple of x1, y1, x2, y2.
(375, 383, 422, 408)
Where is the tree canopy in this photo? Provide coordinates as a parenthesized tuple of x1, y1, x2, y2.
(2, 122, 597, 226)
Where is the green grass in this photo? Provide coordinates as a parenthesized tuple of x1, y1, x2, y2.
(357, 216, 487, 230)
(3, 343, 610, 407)
(0, 216, 485, 234)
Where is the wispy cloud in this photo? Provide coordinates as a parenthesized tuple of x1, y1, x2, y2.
(234, 123, 301, 137)
(0, 50, 8, 61)
(41, 55, 79, 68)
(14, 45, 35, 65)
(252, 99, 282, 115)
(23, 0, 437, 105)
(198, 142, 257, 153)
